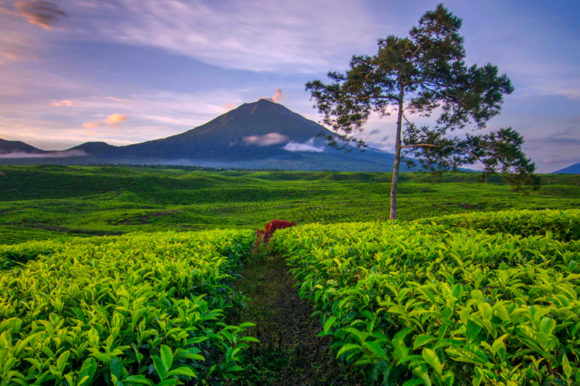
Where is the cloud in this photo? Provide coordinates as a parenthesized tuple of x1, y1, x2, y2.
(0, 34, 37, 63)
(64, 0, 379, 72)
(543, 156, 578, 165)
(0, 46, 20, 63)
(82, 121, 100, 129)
(105, 96, 123, 103)
(527, 127, 580, 146)
(271, 88, 282, 103)
(283, 137, 324, 152)
(243, 132, 288, 146)
(261, 89, 283, 103)
(51, 99, 74, 106)
(80, 114, 127, 130)
(0, 0, 68, 30)
(105, 113, 127, 126)
(223, 102, 235, 111)
(0, 149, 86, 159)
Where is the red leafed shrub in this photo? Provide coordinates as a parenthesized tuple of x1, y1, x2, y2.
(255, 219, 296, 251)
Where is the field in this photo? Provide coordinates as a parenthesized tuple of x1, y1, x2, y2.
(0, 165, 578, 244)
(0, 165, 578, 384)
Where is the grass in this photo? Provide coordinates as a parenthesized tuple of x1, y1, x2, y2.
(1, 165, 578, 244)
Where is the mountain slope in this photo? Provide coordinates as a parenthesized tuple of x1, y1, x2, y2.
(0, 139, 44, 155)
(121, 98, 337, 160)
(69, 142, 119, 157)
(1, 99, 401, 171)
(552, 162, 580, 174)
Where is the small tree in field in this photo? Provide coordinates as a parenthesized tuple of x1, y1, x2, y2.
(306, 4, 535, 219)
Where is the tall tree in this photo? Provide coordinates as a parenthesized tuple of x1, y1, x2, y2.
(306, 4, 534, 219)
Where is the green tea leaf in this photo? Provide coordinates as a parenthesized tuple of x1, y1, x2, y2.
(413, 334, 436, 350)
(167, 366, 197, 378)
(562, 353, 572, 380)
(324, 316, 336, 334)
(363, 341, 386, 360)
(422, 348, 443, 374)
(160, 345, 173, 373)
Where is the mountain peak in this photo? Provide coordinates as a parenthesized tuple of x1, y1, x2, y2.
(0, 138, 44, 154)
(257, 97, 277, 104)
(0, 100, 398, 171)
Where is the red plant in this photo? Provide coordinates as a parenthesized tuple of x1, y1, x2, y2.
(254, 219, 296, 251)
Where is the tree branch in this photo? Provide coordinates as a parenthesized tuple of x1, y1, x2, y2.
(402, 142, 482, 163)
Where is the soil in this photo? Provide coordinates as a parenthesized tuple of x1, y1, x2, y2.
(230, 252, 362, 385)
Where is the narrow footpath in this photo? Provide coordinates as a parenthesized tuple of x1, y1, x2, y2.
(230, 252, 358, 385)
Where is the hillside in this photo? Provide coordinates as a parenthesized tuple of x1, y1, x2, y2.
(552, 162, 580, 174)
(0, 138, 44, 155)
(1, 165, 578, 244)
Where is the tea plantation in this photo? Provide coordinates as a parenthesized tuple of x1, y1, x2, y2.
(0, 165, 578, 384)
(271, 210, 579, 384)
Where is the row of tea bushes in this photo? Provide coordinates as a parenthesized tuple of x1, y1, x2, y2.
(415, 209, 580, 242)
(272, 211, 579, 385)
(0, 230, 256, 384)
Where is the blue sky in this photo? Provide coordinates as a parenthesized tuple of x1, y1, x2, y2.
(0, 0, 578, 172)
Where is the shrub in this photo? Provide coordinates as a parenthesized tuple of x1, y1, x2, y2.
(255, 219, 296, 251)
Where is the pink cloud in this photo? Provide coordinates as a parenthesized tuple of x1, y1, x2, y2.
(543, 157, 578, 164)
(0, 40, 37, 63)
(272, 88, 282, 103)
(82, 121, 100, 129)
(105, 114, 127, 126)
(262, 89, 283, 103)
(51, 99, 74, 107)
(105, 96, 123, 103)
(1, 0, 68, 30)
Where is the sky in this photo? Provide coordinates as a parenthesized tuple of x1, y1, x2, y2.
(0, 0, 579, 172)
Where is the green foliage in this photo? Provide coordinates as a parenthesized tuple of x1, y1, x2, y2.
(271, 210, 580, 384)
(306, 4, 534, 218)
(416, 209, 580, 242)
(0, 230, 256, 384)
(1, 165, 578, 244)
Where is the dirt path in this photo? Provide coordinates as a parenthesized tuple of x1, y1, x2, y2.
(230, 252, 359, 385)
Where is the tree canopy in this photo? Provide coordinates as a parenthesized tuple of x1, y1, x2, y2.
(306, 4, 535, 219)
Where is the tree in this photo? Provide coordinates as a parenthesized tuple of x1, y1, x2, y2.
(306, 4, 535, 219)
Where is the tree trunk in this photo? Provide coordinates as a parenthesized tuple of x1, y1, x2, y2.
(389, 87, 405, 220)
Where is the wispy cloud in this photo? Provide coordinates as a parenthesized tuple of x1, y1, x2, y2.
(82, 121, 100, 129)
(543, 156, 578, 165)
(243, 132, 288, 146)
(0, 0, 68, 30)
(0, 33, 37, 63)
(51, 99, 74, 106)
(271, 89, 282, 103)
(61, 0, 378, 72)
(0, 149, 85, 158)
(283, 138, 323, 152)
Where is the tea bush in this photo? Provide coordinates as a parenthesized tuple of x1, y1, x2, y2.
(416, 209, 580, 242)
(271, 210, 579, 385)
(0, 230, 257, 384)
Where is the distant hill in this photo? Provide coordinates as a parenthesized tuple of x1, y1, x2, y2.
(0, 138, 44, 155)
(552, 162, 580, 174)
(70, 142, 119, 157)
(0, 99, 404, 171)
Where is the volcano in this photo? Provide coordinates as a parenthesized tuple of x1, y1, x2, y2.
(1, 99, 400, 171)
(121, 98, 337, 161)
